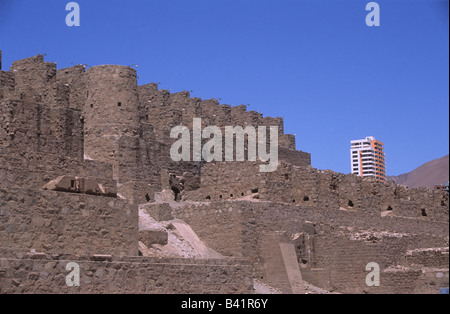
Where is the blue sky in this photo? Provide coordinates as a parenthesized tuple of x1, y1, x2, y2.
(0, 0, 448, 175)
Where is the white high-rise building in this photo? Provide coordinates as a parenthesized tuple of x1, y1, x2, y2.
(350, 136, 386, 182)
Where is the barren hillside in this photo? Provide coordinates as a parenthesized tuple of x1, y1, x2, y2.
(389, 155, 449, 188)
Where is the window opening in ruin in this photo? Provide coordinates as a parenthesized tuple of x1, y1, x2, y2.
(90, 104, 93, 108)
(293, 199, 296, 203)
(251, 189, 259, 194)
(206, 196, 211, 200)
(118, 102, 122, 107)
(421, 208, 427, 217)
(145, 193, 151, 202)
(219, 195, 223, 199)
(71, 180, 75, 188)
(171, 187, 180, 202)
(241, 193, 245, 197)
(230, 194, 234, 198)
(303, 196, 310, 202)
(387, 206, 393, 211)
(348, 200, 354, 208)
(284, 174, 289, 180)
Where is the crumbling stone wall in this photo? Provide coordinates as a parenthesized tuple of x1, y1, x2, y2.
(2, 53, 311, 201)
(138, 83, 310, 163)
(56, 65, 86, 111)
(0, 254, 254, 294)
(184, 162, 264, 202)
(0, 70, 15, 102)
(0, 148, 116, 194)
(183, 162, 448, 222)
(170, 201, 449, 257)
(9, 55, 57, 105)
(1, 55, 84, 155)
(0, 52, 448, 294)
(0, 188, 138, 257)
(406, 248, 449, 268)
(169, 200, 449, 293)
(0, 99, 84, 158)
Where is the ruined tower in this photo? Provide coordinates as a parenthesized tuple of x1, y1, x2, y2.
(84, 65, 141, 178)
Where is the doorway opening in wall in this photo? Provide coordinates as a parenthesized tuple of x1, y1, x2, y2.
(348, 200, 354, 208)
(421, 208, 428, 217)
(171, 187, 180, 202)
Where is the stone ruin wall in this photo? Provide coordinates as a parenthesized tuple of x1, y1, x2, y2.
(168, 201, 449, 259)
(0, 187, 138, 257)
(183, 161, 449, 223)
(167, 200, 449, 293)
(0, 254, 253, 294)
(0, 53, 256, 294)
(0, 54, 310, 201)
(1, 52, 448, 294)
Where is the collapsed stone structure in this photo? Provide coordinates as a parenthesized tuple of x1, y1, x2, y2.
(0, 52, 448, 294)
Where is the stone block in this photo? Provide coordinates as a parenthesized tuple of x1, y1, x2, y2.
(139, 229, 168, 246)
(143, 203, 174, 222)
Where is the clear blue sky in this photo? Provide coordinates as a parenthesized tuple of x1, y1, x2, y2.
(0, 0, 448, 175)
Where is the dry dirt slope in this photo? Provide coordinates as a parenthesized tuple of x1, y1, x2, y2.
(388, 154, 449, 188)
